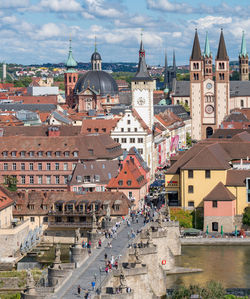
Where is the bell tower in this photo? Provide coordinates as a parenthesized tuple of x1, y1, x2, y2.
(239, 31, 249, 81)
(131, 37, 154, 131)
(190, 29, 203, 140)
(91, 37, 102, 71)
(215, 29, 229, 128)
(203, 32, 213, 80)
(64, 39, 78, 106)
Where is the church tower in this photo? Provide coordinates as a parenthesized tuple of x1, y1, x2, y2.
(163, 50, 169, 88)
(215, 29, 229, 129)
(190, 29, 203, 140)
(239, 31, 249, 81)
(131, 38, 154, 130)
(203, 32, 213, 80)
(91, 38, 102, 71)
(64, 39, 78, 106)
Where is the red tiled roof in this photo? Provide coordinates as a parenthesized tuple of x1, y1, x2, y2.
(107, 159, 147, 189)
(9, 95, 57, 104)
(81, 119, 119, 135)
(0, 186, 14, 211)
(203, 182, 235, 201)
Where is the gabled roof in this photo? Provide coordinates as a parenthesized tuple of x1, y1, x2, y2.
(190, 29, 202, 60)
(107, 159, 147, 189)
(226, 169, 250, 186)
(131, 109, 151, 134)
(81, 119, 119, 135)
(0, 186, 14, 212)
(203, 182, 235, 201)
(127, 147, 150, 172)
(216, 29, 229, 60)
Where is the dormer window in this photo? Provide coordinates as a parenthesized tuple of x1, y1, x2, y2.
(47, 151, 52, 157)
(56, 151, 61, 157)
(29, 204, 35, 210)
(11, 151, 17, 157)
(76, 175, 82, 183)
(64, 151, 70, 157)
(127, 180, 132, 186)
(38, 151, 43, 157)
(73, 151, 78, 157)
(118, 180, 123, 186)
(29, 151, 34, 157)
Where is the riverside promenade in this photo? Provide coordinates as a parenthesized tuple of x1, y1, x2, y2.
(181, 237, 250, 245)
(49, 216, 144, 299)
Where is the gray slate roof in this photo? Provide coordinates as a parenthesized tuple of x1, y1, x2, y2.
(172, 79, 190, 97)
(0, 103, 56, 112)
(154, 105, 190, 120)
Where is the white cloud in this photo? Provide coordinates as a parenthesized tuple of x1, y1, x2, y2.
(36, 23, 62, 39)
(147, 0, 193, 13)
(39, 0, 82, 12)
(0, 0, 29, 8)
(172, 32, 181, 38)
(84, 0, 124, 18)
(192, 16, 232, 30)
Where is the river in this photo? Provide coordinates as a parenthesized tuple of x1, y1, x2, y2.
(167, 245, 250, 288)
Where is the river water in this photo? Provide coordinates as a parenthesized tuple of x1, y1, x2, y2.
(167, 245, 250, 289)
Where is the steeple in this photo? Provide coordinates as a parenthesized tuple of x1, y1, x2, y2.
(66, 39, 77, 70)
(132, 34, 153, 81)
(240, 31, 248, 58)
(216, 29, 228, 60)
(91, 36, 102, 71)
(190, 29, 202, 60)
(173, 50, 176, 72)
(164, 50, 168, 87)
(204, 32, 211, 57)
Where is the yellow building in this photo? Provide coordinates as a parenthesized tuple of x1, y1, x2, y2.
(165, 132, 250, 218)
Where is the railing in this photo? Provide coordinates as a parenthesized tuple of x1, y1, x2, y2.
(48, 210, 104, 216)
(48, 221, 94, 227)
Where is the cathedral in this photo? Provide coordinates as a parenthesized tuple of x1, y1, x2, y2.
(64, 40, 119, 112)
(172, 29, 250, 140)
(164, 50, 177, 91)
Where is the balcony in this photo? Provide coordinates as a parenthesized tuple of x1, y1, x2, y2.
(48, 210, 104, 216)
(48, 221, 94, 228)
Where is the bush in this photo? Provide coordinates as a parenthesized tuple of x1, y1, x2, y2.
(242, 207, 250, 226)
(170, 208, 193, 228)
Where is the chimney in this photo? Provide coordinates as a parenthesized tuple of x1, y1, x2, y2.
(48, 126, 60, 137)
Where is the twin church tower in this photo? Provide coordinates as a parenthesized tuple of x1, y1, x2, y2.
(190, 29, 248, 140)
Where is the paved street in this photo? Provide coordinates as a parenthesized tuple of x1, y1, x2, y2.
(50, 216, 144, 299)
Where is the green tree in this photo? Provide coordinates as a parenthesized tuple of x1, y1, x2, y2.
(5, 175, 17, 191)
(170, 208, 193, 228)
(186, 132, 192, 148)
(230, 71, 239, 81)
(59, 83, 65, 91)
(242, 207, 250, 226)
(13, 77, 32, 87)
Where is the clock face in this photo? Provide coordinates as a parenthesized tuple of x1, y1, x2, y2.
(206, 83, 212, 90)
(205, 105, 214, 114)
(137, 97, 145, 105)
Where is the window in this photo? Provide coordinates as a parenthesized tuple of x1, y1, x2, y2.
(76, 175, 82, 183)
(55, 163, 59, 170)
(30, 217, 35, 222)
(21, 175, 25, 184)
(138, 148, 143, 155)
(84, 176, 91, 182)
(73, 151, 78, 157)
(212, 200, 218, 208)
(29, 175, 34, 184)
(212, 222, 218, 232)
(12, 163, 16, 170)
(72, 163, 77, 170)
(135, 128, 137, 132)
(205, 170, 211, 178)
(188, 170, 193, 178)
(64, 163, 68, 171)
(64, 176, 68, 184)
(46, 163, 51, 171)
(129, 191, 133, 197)
(138, 138, 143, 143)
(3, 151, 8, 157)
(188, 185, 194, 193)
(46, 176, 51, 184)
(128, 128, 131, 132)
(38, 176, 43, 184)
(47, 151, 52, 157)
(121, 138, 127, 143)
(29, 204, 34, 210)
(95, 175, 100, 182)
(118, 180, 123, 186)
(11, 151, 17, 157)
(114, 204, 120, 211)
(127, 120, 131, 124)
(55, 151, 60, 157)
(64, 151, 69, 157)
(29, 151, 34, 157)
(19, 151, 24, 157)
(55, 175, 60, 184)
(38, 151, 43, 157)
(4, 163, 8, 171)
(188, 201, 194, 207)
(241, 99, 244, 108)
(29, 163, 34, 171)
(55, 216, 62, 223)
(130, 138, 135, 143)
(127, 180, 132, 186)
(43, 216, 48, 223)
(121, 128, 124, 132)
(38, 163, 42, 171)
(21, 163, 25, 170)
(114, 138, 119, 143)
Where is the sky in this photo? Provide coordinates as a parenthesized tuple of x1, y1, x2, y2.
(1, 0, 250, 65)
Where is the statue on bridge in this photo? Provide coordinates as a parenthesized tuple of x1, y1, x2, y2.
(75, 228, 81, 247)
(134, 246, 142, 265)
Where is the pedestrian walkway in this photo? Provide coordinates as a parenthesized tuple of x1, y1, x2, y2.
(49, 216, 144, 299)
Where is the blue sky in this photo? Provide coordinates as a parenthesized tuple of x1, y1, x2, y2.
(0, 0, 250, 65)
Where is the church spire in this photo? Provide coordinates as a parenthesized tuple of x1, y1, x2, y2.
(173, 50, 176, 71)
(190, 29, 201, 60)
(66, 39, 77, 70)
(164, 50, 168, 87)
(240, 31, 248, 58)
(132, 34, 153, 81)
(204, 32, 211, 57)
(216, 28, 228, 60)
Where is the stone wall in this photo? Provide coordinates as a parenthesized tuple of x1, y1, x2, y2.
(204, 215, 235, 233)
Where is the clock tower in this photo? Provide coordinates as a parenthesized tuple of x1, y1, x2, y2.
(131, 38, 154, 130)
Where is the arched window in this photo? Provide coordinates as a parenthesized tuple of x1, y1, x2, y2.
(206, 127, 213, 138)
(69, 76, 72, 83)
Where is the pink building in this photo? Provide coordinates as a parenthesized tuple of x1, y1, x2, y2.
(204, 182, 236, 233)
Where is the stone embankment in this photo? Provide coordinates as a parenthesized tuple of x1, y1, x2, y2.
(181, 237, 250, 246)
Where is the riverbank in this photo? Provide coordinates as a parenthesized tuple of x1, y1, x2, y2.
(181, 237, 250, 245)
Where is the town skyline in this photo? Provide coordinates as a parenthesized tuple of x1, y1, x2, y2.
(1, 0, 250, 65)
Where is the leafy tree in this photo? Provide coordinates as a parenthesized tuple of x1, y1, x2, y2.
(59, 83, 65, 91)
(13, 77, 32, 87)
(186, 132, 192, 148)
(230, 71, 239, 81)
(177, 73, 190, 81)
(5, 175, 17, 191)
(191, 208, 204, 229)
(170, 208, 193, 228)
(242, 207, 250, 226)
